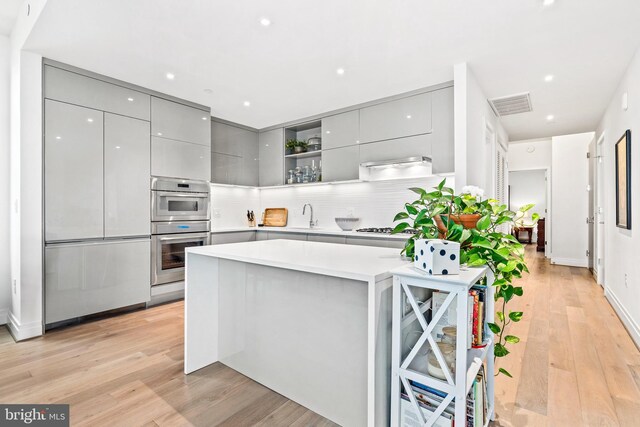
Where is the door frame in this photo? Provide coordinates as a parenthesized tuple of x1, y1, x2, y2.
(594, 132, 606, 287)
(507, 166, 551, 258)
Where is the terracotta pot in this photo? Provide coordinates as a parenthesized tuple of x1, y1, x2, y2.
(434, 213, 482, 235)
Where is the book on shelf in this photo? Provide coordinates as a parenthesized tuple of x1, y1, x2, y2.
(400, 394, 453, 427)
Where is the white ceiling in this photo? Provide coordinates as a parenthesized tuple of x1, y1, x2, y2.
(20, 0, 640, 139)
(0, 0, 22, 36)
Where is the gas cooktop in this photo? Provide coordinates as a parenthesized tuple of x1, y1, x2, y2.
(355, 227, 417, 235)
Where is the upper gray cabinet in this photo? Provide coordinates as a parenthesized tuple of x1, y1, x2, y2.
(322, 146, 360, 182)
(359, 92, 432, 143)
(151, 136, 211, 181)
(104, 114, 151, 238)
(321, 110, 360, 149)
(211, 120, 259, 186)
(44, 65, 150, 121)
(44, 100, 104, 242)
(431, 87, 454, 174)
(259, 128, 284, 186)
(151, 97, 211, 147)
(359, 134, 432, 164)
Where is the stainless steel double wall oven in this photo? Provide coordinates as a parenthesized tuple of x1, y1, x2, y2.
(151, 177, 210, 287)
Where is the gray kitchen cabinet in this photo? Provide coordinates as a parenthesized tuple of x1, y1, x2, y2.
(211, 120, 259, 186)
(321, 110, 360, 149)
(210, 231, 257, 244)
(259, 128, 284, 186)
(44, 100, 104, 242)
(211, 152, 243, 185)
(345, 236, 406, 249)
(45, 239, 151, 324)
(151, 97, 211, 146)
(44, 65, 150, 121)
(431, 86, 455, 174)
(104, 114, 151, 238)
(359, 134, 432, 164)
(359, 92, 432, 143)
(322, 146, 360, 182)
(151, 136, 211, 181)
(307, 234, 347, 244)
(267, 231, 307, 241)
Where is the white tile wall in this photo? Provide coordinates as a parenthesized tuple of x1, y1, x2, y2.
(211, 174, 454, 231)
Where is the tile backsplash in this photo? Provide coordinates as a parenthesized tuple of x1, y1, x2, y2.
(210, 175, 454, 230)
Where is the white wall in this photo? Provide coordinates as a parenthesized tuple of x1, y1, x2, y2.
(550, 132, 593, 267)
(0, 35, 10, 324)
(210, 176, 455, 230)
(508, 138, 552, 171)
(596, 47, 640, 346)
(454, 63, 508, 196)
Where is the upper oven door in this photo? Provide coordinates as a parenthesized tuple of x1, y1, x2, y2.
(152, 191, 210, 222)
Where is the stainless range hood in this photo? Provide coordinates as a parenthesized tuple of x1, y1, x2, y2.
(360, 156, 432, 168)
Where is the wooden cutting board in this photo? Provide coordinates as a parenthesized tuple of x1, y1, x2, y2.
(263, 208, 288, 227)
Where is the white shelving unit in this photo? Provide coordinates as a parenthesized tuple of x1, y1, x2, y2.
(390, 265, 495, 427)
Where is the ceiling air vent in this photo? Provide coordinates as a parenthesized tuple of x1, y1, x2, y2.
(488, 92, 532, 117)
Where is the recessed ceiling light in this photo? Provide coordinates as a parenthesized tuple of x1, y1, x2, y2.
(115, 146, 121, 149)
(127, 97, 134, 102)
(243, 101, 251, 107)
(55, 136, 61, 140)
(87, 118, 94, 123)
(202, 116, 208, 121)
(166, 72, 175, 80)
(157, 132, 163, 136)
(544, 74, 554, 82)
(406, 115, 412, 119)
(259, 17, 271, 26)
(546, 114, 555, 121)
(265, 144, 269, 147)
(336, 68, 345, 75)
(543, 0, 555, 6)
(325, 130, 331, 134)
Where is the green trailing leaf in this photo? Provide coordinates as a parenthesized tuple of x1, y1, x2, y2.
(393, 212, 409, 221)
(437, 178, 446, 190)
(391, 222, 410, 234)
(513, 287, 524, 296)
(494, 343, 510, 357)
(505, 335, 520, 344)
(405, 204, 418, 215)
(498, 368, 513, 378)
(532, 212, 540, 221)
(409, 187, 427, 198)
(519, 203, 535, 213)
(488, 322, 501, 334)
(497, 311, 505, 322)
(476, 214, 491, 230)
(508, 311, 523, 322)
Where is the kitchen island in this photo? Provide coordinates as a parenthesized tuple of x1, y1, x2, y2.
(184, 239, 409, 426)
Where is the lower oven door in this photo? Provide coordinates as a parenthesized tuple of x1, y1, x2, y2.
(151, 232, 210, 286)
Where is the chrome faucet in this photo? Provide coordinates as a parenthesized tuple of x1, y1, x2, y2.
(302, 203, 317, 228)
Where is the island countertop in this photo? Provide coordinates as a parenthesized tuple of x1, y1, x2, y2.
(187, 239, 410, 282)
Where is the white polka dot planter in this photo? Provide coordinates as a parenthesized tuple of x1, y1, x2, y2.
(413, 239, 460, 275)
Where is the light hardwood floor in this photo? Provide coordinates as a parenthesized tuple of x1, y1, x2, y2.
(0, 247, 639, 426)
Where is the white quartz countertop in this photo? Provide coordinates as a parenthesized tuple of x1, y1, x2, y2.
(187, 239, 410, 282)
(210, 226, 410, 240)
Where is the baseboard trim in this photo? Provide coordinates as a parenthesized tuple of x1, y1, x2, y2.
(550, 257, 588, 268)
(605, 289, 640, 349)
(7, 311, 43, 341)
(0, 308, 8, 325)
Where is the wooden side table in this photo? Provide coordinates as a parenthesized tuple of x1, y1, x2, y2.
(513, 226, 534, 244)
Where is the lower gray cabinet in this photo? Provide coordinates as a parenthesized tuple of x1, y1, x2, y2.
(267, 231, 307, 241)
(45, 239, 151, 324)
(322, 146, 360, 182)
(307, 234, 347, 244)
(345, 236, 406, 249)
(211, 231, 257, 244)
(151, 136, 211, 180)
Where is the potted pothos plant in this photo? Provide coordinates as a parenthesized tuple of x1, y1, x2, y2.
(392, 179, 538, 378)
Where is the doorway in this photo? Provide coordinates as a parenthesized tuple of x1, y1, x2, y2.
(593, 133, 606, 287)
(508, 169, 548, 253)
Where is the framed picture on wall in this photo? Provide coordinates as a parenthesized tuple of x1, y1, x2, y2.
(615, 129, 632, 229)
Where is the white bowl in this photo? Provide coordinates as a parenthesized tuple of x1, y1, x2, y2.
(335, 217, 361, 231)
